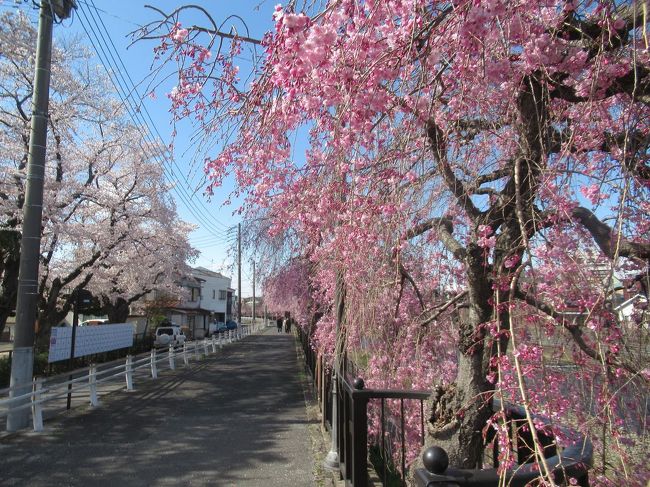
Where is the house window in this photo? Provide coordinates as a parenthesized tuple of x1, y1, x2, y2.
(191, 287, 200, 302)
(212, 290, 216, 300)
(219, 290, 227, 300)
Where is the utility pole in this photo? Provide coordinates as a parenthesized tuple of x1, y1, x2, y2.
(252, 261, 256, 324)
(7, 0, 76, 432)
(237, 223, 241, 324)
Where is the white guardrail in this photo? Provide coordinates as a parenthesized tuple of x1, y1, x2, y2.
(0, 323, 263, 432)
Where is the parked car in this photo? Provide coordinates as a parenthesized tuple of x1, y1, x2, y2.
(154, 325, 186, 348)
(208, 322, 228, 335)
(225, 320, 238, 330)
(80, 318, 108, 326)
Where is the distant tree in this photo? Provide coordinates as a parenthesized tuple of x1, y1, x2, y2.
(0, 11, 196, 343)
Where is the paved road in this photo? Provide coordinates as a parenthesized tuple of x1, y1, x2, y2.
(0, 328, 321, 486)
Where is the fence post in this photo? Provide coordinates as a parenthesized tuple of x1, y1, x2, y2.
(89, 364, 99, 407)
(168, 345, 175, 370)
(183, 343, 189, 366)
(211, 335, 217, 353)
(203, 338, 209, 356)
(194, 341, 200, 361)
(31, 377, 44, 432)
(125, 355, 134, 391)
(150, 349, 158, 379)
(351, 378, 368, 487)
(219, 332, 224, 348)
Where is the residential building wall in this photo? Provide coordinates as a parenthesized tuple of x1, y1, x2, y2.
(191, 267, 233, 323)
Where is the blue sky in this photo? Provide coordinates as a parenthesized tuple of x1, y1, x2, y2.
(1, 0, 279, 297)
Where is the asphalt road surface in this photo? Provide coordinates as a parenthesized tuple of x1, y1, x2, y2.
(0, 328, 319, 486)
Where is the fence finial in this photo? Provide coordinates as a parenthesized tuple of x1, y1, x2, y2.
(422, 446, 449, 475)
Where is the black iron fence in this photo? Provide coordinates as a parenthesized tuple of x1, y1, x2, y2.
(297, 326, 428, 485)
(296, 326, 593, 486)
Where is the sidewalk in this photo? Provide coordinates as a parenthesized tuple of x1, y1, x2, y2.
(0, 327, 329, 486)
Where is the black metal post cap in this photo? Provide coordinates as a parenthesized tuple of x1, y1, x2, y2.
(353, 377, 365, 390)
(422, 446, 449, 474)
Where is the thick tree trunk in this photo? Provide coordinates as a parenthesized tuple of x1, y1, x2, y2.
(105, 297, 130, 324)
(0, 229, 20, 338)
(412, 246, 494, 478)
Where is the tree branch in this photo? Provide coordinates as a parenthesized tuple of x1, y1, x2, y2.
(419, 290, 468, 327)
(399, 262, 425, 311)
(426, 118, 482, 221)
(514, 287, 642, 378)
(404, 216, 453, 240)
(572, 207, 650, 260)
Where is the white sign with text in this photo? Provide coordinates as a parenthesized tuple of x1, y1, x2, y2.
(48, 324, 134, 362)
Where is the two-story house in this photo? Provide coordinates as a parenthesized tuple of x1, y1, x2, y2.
(133, 267, 234, 339)
(190, 266, 234, 325)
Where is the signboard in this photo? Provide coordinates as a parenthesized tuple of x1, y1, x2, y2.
(48, 324, 134, 363)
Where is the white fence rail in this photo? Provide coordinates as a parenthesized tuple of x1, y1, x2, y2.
(0, 323, 262, 432)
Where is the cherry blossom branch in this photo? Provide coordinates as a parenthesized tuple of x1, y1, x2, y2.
(572, 207, 650, 260)
(513, 287, 643, 378)
(549, 65, 650, 105)
(561, 1, 646, 50)
(508, 263, 557, 485)
(138, 5, 261, 45)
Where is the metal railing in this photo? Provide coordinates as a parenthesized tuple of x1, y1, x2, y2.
(414, 400, 593, 486)
(0, 323, 262, 432)
(296, 326, 593, 487)
(336, 375, 430, 487)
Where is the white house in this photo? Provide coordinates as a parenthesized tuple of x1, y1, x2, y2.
(615, 294, 648, 328)
(189, 266, 234, 325)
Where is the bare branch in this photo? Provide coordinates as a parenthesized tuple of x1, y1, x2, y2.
(419, 290, 468, 327)
(404, 216, 453, 240)
(474, 168, 511, 186)
(399, 262, 425, 311)
(189, 25, 262, 46)
(426, 118, 482, 221)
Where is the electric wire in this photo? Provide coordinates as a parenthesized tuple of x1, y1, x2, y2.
(76, 2, 236, 242)
(85, 0, 234, 233)
(76, 5, 232, 241)
(74, 15, 230, 243)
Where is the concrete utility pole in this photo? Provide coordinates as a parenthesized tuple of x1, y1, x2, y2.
(237, 223, 242, 324)
(252, 261, 256, 324)
(7, 0, 76, 432)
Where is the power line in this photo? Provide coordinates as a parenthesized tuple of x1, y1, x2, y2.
(78, 2, 231, 238)
(75, 9, 225, 241)
(84, 0, 235, 233)
(76, 2, 236, 240)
